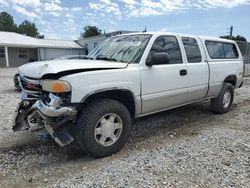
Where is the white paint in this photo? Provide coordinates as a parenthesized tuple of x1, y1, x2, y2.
(18, 59, 127, 78)
(18, 32, 244, 116)
(5, 46, 9, 67)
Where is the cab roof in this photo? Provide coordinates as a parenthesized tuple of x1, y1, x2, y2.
(115, 32, 236, 43)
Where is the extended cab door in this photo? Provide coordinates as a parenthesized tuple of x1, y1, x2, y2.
(180, 36, 209, 101)
(140, 35, 188, 115)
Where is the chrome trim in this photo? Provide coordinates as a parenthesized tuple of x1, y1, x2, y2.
(31, 93, 77, 117)
(32, 100, 76, 117)
(47, 93, 62, 108)
(18, 75, 41, 94)
(19, 75, 41, 85)
(21, 91, 39, 100)
(15, 92, 76, 147)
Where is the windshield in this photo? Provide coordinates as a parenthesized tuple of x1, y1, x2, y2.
(88, 34, 151, 63)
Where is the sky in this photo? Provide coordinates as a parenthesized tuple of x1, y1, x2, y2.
(0, 0, 249, 40)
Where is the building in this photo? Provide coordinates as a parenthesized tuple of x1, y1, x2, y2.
(0, 31, 83, 67)
(77, 30, 136, 55)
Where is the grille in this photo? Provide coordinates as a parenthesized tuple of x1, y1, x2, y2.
(19, 76, 42, 92)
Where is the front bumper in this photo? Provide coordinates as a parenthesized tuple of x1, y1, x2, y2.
(13, 92, 77, 146)
(14, 74, 21, 90)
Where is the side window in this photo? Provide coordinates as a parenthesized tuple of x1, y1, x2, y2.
(18, 49, 28, 59)
(0, 48, 5, 58)
(182, 37, 202, 63)
(223, 43, 238, 58)
(85, 44, 89, 55)
(205, 41, 239, 59)
(147, 36, 182, 64)
(205, 41, 224, 59)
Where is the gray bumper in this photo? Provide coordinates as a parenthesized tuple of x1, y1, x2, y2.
(13, 92, 77, 146)
(32, 98, 76, 117)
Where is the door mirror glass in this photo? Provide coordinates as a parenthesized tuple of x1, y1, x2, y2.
(146, 52, 170, 66)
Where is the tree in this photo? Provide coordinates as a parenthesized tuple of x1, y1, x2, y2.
(0, 11, 44, 38)
(80, 25, 101, 38)
(235, 35, 247, 41)
(220, 35, 247, 42)
(18, 20, 39, 38)
(0, 11, 17, 32)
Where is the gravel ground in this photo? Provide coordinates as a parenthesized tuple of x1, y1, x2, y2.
(0, 68, 249, 187)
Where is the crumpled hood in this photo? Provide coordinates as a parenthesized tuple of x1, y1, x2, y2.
(18, 59, 127, 78)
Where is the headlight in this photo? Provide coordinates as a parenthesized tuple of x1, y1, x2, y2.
(42, 80, 71, 93)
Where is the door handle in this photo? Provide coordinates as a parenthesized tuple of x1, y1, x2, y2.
(180, 69, 187, 76)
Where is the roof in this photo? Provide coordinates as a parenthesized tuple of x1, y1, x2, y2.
(0, 32, 82, 49)
(117, 32, 235, 43)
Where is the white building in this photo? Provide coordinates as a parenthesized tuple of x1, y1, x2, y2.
(77, 31, 136, 55)
(0, 32, 83, 67)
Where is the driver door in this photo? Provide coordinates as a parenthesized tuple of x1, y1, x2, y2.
(141, 35, 188, 114)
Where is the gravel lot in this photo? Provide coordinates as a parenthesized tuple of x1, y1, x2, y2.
(0, 68, 249, 187)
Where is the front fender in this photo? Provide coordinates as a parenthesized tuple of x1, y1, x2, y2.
(59, 65, 141, 103)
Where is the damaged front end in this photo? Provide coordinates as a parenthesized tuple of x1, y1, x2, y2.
(13, 75, 77, 147)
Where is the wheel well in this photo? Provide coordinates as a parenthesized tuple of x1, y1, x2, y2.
(224, 75, 237, 87)
(82, 89, 136, 118)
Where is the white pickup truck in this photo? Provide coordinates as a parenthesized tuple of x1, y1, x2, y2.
(14, 32, 244, 158)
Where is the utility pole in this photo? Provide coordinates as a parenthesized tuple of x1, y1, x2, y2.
(229, 26, 233, 39)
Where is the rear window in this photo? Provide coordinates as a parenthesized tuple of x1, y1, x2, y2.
(182, 37, 202, 63)
(205, 41, 238, 59)
(223, 43, 239, 58)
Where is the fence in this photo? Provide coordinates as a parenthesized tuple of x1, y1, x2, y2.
(236, 41, 250, 76)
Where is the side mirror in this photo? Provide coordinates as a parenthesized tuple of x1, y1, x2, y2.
(146, 52, 170, 66)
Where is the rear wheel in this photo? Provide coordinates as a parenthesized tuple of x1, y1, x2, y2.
(211, 83, 234, 114)
(76, 99, 131, 158)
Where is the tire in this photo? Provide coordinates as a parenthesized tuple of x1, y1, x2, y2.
(76, 99, 132, 158)
(210, 83, 234, 114)
(65, 122, 87, 154)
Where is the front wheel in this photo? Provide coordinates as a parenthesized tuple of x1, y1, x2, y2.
(76, 99, 132, 158)
(210, 83, 234, 114)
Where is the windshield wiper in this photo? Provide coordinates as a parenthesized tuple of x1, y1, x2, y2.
(83, 56, 93, 60)
(95, 56, 117, 62)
